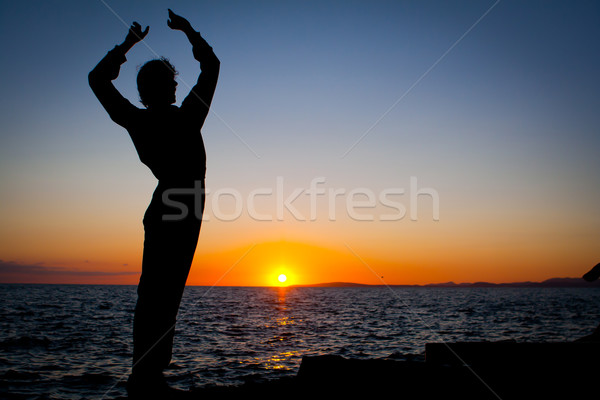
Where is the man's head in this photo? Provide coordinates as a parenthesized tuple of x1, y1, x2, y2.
(137, 58, 178, 108)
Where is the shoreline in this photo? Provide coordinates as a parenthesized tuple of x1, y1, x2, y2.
(190, 341, 600, 399)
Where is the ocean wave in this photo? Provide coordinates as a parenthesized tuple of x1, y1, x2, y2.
(0, 336, 50, 350)
(1, 285, 599, 399)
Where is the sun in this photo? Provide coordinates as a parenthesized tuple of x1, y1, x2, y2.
(278, 274, 287, 283)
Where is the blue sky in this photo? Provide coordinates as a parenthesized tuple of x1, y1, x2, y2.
(1, 0, 599, 284)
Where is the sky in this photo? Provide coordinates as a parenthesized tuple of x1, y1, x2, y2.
(0, 0, 599, 286)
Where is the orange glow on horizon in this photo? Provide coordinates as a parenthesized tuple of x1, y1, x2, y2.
(2, 237, 596, 286)
(185, 240, 385, 287)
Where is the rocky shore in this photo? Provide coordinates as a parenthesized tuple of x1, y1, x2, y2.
(188, 341, 600, 399)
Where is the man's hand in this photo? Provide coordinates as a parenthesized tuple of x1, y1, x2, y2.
(124, 22, 149, 46)
(167, 9, 193, 34)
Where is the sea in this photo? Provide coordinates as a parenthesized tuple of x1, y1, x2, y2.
(1, 284, 599, 400)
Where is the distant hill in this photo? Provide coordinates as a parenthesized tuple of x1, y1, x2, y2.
(424, 277, 600, 288)
(289, 278, 600, 288)
(289, 282, 371, 288)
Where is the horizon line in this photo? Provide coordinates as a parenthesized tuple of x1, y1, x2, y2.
(1, 276, 596, 288)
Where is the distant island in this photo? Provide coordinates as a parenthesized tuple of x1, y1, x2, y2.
(289, 277, 600, 288)
(290, 282, 372, 288)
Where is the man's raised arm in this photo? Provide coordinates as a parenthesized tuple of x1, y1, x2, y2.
(168, 10, 220, 128)
(88, 22, 149, 127)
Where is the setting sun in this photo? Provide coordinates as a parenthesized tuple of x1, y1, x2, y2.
(278, 274, 287, 283)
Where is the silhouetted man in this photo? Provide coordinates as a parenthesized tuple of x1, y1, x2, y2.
(89, 10, 219, 397)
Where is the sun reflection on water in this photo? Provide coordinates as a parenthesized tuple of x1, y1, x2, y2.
(238, 287, 311, 372)
(265, 350, 301, 370)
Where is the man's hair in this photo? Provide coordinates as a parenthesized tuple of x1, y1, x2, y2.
(137, 58, 178, 107)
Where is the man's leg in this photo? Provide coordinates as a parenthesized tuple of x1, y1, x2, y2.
(129, 219, 200, 392)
